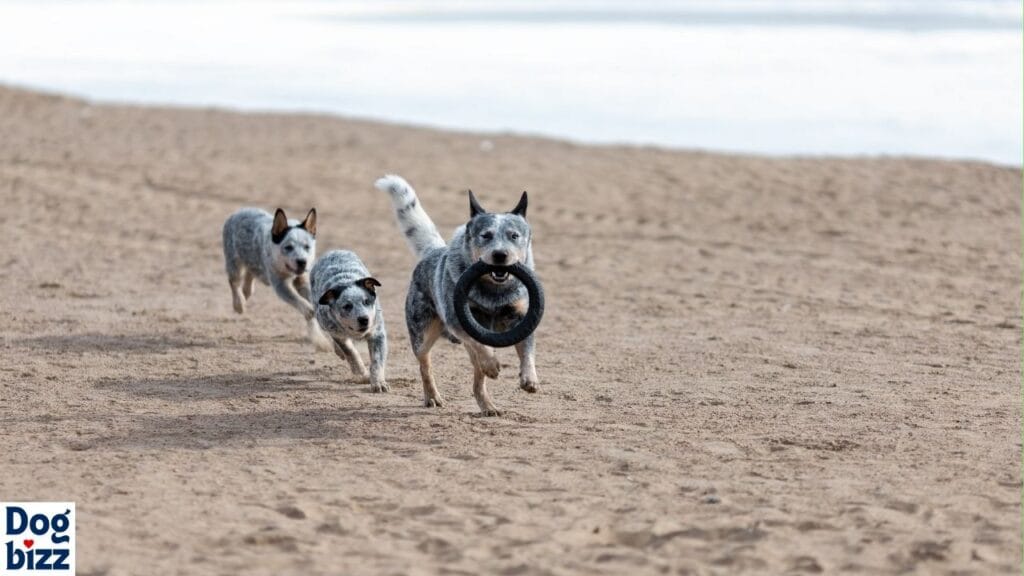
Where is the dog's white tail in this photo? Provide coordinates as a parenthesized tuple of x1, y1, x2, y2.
(375, 175, 446, 259)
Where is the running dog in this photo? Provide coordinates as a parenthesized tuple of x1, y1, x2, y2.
(310, 250, 389, 392)
(376, 175, 538, 416)
(221, 207, 331, 349)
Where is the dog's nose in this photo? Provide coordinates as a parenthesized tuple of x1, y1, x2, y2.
(295, 259, 307, 271)
(358, 316, 370, 328)
(491, 251, 508, 264)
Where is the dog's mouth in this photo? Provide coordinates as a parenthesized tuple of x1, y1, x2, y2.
(489, 270, 510, 284)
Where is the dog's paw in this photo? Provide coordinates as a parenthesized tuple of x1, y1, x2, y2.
(519, 380, 539, 393)
(424, 396, 444, 408)
(480, 408, 503, 417)
(232, 300, 245, 314)
(370, 381, 390, 393)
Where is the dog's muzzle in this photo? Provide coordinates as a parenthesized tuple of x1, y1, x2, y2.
(489, 270, 510, 283)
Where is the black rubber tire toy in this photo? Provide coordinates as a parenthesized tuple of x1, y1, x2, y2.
(453, 261, 545, 348)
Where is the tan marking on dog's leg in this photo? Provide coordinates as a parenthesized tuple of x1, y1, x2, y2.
(229, 277, 245, 314)
(241, 271, 255, 300)
(471, 362, 501, 417)
(515, 339, 539, 393)
(463, 338, 500, 379)
(464, 342, 501, 416)
(416, 320, 444, 407)
(509, 297, 529, 317)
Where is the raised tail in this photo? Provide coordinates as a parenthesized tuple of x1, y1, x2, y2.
(375, 175, 446, 259)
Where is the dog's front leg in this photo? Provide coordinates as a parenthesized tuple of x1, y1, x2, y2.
(293, 275, 332, 351)
(272, 275, 316, 320)
(463, 342, 501, 417)
(293, 274, 314, 302)
(366, 322, 389, 393)
(462, 337, 500, 379)
(515, 333, 539, 393)
(335, 337, 369, 381)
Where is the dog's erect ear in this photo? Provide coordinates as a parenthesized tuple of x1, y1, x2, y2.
(318, 287, 342, 306)
(510, 191, 528, 217)
(300, 208, 317, 236)
(358, 277, 382, 295)
(271, 208, 290, 244)
(468, 190, 486, 218)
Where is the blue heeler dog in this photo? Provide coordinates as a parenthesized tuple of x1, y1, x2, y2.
(221, 207, 331, 349)
(310, 250, 389, 392)
(376, 175, 538, 417)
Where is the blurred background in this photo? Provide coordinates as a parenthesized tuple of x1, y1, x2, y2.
(0, 0, 1019, 165)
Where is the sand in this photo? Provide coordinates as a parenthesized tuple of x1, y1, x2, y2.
(0, 85, 1020, 575)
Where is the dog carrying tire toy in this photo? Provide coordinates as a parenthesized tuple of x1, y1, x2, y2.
(453, 262, 545, 348)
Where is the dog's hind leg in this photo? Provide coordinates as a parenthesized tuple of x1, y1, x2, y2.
(515, 333, 539, 393)
(241, 270, 255, 301)
(412, 318, 445, 408)
(333, 337, 369, 381)
(227, 265, 246, 314)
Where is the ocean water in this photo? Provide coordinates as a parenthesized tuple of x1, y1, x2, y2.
(0, 1, 1020, 165)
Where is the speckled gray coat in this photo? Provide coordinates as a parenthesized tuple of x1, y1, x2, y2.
(310, 250, 388, 392)
(376, 175, 538, 416)
(222, 207, 329, 349)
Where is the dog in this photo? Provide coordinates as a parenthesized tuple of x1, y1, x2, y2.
(221, 207, 331, 349)
(310, 250, 389, 392)
(376, 175, 538, 416)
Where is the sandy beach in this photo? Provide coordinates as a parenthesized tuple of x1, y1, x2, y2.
(0, 85, 1020, 574)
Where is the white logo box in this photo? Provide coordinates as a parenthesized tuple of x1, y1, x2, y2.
(1, 502, 75, 575)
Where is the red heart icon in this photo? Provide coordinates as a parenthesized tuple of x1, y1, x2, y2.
(23, 539, 33, 549)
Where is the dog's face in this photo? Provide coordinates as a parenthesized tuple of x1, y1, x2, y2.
(465, 191, 530, 285)
(318, 278, 381, 335)
(271, 208, 317, 275)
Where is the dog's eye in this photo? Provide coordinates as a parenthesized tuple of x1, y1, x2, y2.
(343, 303, 353, 311)
(363, 299, 371, 306)
(508, 231, 520, 241)
(481, 231, 494, 241)
(303, 245, 310, 251)
(283, 246, 293, 253)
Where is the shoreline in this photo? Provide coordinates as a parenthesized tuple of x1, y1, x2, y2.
(3, 81, 1019, 169)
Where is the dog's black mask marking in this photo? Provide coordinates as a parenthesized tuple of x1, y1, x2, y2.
(319, 286, 342, 306)
(272, 227, 293, 244)
(271, 208, 290, 244)
(359, 277, 382, 295)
